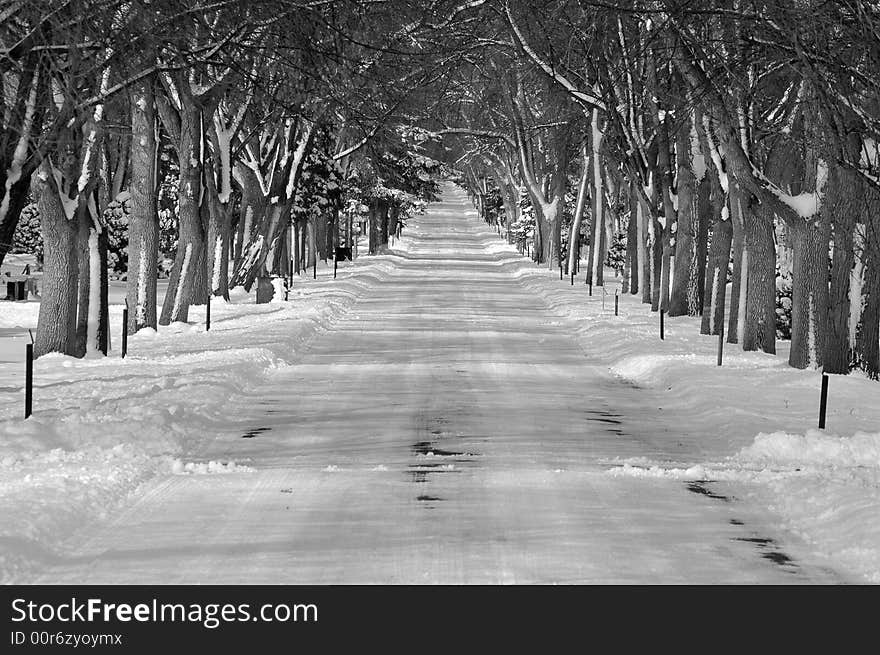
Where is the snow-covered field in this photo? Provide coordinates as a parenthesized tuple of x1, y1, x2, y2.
(1, 186, 878, 583)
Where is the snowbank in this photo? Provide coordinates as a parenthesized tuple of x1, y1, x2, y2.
(737, 429, 880, 469)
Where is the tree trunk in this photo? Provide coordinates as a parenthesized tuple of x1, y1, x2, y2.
(206, 200, 231, 299)
(788, 218, 829, 369)
(159, 100, 204, 324)
(127, 80, 159, 332)
(823, 165, 858, 374)
(727, 184, 747, 343)
(701, 198, 733, 335)
(74, 212, 91, 357)
(567, 159, 589, 277)
(669, 120, 699, 317)
(588, 111, 605, 285)
(650, 215, 663, 311)
(857, 239, 880, 379)
(378, 200, 390, 251)
(640, 203, 652, 304)
(368, 201, 380, 254)
(188, 200, 210, 306)
(233, 166, 262, 273)
(695, 175, 711, 314)
(626, 192, 638, 294)
(741, 207, 776, 354)
(33, 164, 79, 358)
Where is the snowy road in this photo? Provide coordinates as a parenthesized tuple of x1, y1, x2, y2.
(37, 187, 845, 583)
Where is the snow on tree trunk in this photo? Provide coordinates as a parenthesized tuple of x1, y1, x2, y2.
(170, 243, 193, 323)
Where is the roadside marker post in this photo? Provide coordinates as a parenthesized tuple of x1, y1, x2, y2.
(660, 309, 665, 340)
(25, 337, 33, 419)
(122, 304, 129, 358)
(819, 373, 829, 429)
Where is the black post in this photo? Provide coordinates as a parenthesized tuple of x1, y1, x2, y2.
(660, 309, 665, 340)
(717, 322, 725, 366)
(570, 268, 574, 286)
(615, 292, 619, 316)
(334, 254, 338, 279)
(313, 257, 316, 280)
(819, 373, 829, 429)
(588, 281, 592, 296)
(205, 295, 211, 332)
(25, 342, 33, 419)
(122, 307, 128, 359)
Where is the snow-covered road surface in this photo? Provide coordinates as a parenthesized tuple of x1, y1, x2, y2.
(35, 187, 846, 583)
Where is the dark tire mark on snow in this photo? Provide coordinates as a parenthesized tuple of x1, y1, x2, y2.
(685, 480, 733, 502)
(733, 536, 799, 572)
(241, 427, 271, 439)
(411, 441, 478, 458)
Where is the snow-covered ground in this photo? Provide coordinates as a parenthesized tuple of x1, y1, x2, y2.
(0, 246, 386, 582)
(1, 185, 878, 583)
(484, 209, 880, 582)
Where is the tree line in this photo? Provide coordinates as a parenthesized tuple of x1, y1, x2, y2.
(438, 0, 880, 378)
(3, 1, 879, 381)
(1, 0, 448, 358)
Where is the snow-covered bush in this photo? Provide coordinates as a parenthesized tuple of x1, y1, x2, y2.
(605, 226, 627, 275)
(11, 202, 42, 266)
(102, 193, 130, 277)
(776, 268, 793, 339)
(11, 194, 129, 277)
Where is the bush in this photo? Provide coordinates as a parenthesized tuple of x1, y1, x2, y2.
(605, 226, 627, 275)
(775, 268, 793, 339)
(11, 202, 42, 266)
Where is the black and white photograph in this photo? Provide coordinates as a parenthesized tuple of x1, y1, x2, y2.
(1, 0, 880, 621)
